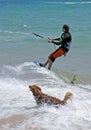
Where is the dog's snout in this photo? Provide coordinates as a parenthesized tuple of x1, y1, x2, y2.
(29, 85, 31, 89)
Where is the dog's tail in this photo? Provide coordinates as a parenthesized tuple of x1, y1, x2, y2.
(63, 92, 73, 104)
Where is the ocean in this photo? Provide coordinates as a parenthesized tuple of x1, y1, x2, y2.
(0, 0, 91, 130)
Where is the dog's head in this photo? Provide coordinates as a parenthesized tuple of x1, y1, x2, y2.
(29, 85, 41, 96)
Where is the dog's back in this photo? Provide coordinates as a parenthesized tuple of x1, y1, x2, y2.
(29, 85, 73, 106)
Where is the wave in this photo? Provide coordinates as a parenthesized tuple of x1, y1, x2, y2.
(0, 62, 91, 129)
(46, 1, 91, 5)
(0, 30, 31, 35)
(1, 62, 65, 86)
(0, 29, 33, 42)
(65, 1, 91, 4)
(0, 62, 91, 89)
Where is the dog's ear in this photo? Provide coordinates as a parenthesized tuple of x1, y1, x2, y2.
(37, 86, 41, 92)
(34, 86, 41, 94)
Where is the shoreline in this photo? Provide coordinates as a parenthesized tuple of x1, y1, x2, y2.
(53, 68, 91, 85)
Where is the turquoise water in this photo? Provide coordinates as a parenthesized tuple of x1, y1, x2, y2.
(0, 0, 91, 74)
(0, 1, 91, 130)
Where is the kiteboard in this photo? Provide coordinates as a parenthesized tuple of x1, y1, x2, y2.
(34, 61, 43, 67)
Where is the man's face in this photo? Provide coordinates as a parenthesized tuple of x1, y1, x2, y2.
(62, 27, 65, 32)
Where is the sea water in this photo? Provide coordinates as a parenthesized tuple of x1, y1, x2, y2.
(0, 0, 91, 130)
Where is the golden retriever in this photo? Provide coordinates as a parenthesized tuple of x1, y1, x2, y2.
(29, 85, 73, 107)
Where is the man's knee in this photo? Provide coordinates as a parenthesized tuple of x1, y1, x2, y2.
(50, 56, 55, 62)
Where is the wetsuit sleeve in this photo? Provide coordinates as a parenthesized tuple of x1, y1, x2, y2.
(52, 37, 62, 45)
(52, 33, 69, 45)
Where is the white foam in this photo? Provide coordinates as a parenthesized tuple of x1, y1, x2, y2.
(4, 62, 34, 73)
(0, 62, 91, 130)
(46, 1, 91, 5)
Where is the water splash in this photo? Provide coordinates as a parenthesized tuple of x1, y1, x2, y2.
(0, 62, 91, 130)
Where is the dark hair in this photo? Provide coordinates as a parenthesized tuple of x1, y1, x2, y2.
(63, 24, 70, 32)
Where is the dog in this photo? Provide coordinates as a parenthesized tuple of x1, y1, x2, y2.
(29, 85, 73, 107)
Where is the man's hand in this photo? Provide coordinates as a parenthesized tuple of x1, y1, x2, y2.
(48, 38, 53, 43)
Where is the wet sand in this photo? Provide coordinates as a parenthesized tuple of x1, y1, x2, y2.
(0, 114, 28, 130)
(54, 68, 91, 85)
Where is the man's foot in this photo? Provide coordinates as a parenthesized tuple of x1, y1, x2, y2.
(39, 63, 44, 67)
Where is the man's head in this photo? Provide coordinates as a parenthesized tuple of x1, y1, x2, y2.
(62, 24, 70, 33)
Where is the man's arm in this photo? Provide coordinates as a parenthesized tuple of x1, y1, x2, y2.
(52, 37, 62, 45)
(52, 33, 69, 45)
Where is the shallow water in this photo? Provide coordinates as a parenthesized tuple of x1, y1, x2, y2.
(0, 62, 91, 130)
(0, 0, 91, 75)
(0, 0, 91, 129)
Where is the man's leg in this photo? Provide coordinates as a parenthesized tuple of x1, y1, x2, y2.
(48, 59, 53, 70)
(43, 58, 53, 70)
(47, 49, 66, 70)
(43, 59, 50, 67)
(43, 49, 57, 68)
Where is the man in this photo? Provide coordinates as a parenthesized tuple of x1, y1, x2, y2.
(41, 24, 72, 70)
